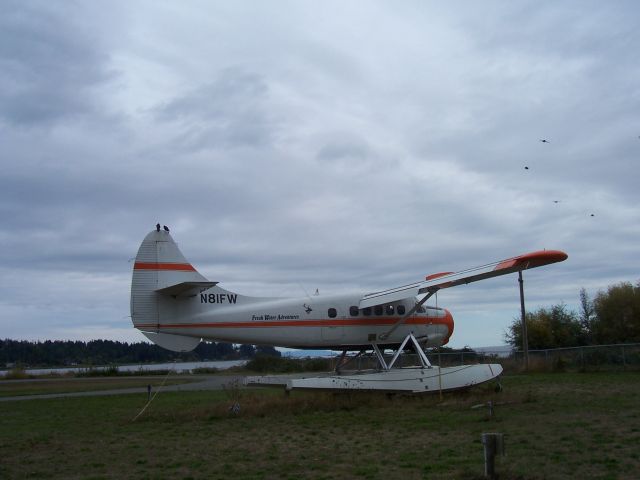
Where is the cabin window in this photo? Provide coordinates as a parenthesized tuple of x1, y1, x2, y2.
(386, 305, 394, 315)
(363, 307, 372, 316)
(374, 305, 383, 316)
(397, 305, 406, 315)
(349, 306, 359, 316)
(328, 308, 337, 318)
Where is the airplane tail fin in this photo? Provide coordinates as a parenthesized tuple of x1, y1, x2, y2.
(130, 229, 214, 352)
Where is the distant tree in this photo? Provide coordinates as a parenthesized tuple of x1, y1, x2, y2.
(591, 281, 640, 344)
(0, 339, 261, 367)
(238, 344, 256, 358)
(578, 287, 595, 343)
(505, 304, 585, 350)
(213, 342, 236, 359)
(194, 341, 221, 360)
(255, 345, 282, 357)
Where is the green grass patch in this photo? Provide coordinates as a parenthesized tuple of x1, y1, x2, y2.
(0, 372, 639, 479)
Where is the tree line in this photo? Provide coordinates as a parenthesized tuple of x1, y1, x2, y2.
(0, 339, 280, 368)
(506, 280, 640, 349)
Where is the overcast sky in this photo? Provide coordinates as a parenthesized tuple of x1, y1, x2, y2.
(1, 0, 639, 349)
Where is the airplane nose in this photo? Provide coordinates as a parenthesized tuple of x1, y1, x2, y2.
(442, 309, 454, 345)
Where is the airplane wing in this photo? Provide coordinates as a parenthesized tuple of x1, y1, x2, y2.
(359, 250, 568, 309)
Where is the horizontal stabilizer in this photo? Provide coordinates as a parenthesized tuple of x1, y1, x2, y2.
(360, 249, 567, 309)
(155, 281, 217, 297)
(141, 331, 201, 352)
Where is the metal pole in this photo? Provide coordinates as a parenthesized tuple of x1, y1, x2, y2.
(518, 271, 529, 371)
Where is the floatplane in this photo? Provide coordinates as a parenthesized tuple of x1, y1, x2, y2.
(130, 226, 567, 393)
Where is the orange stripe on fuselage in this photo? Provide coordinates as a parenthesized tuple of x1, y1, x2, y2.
(133, 262, 196, 271)
(136, 316, 451, 330)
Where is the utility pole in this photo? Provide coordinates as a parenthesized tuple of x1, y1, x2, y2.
(518, 271, 529, 370)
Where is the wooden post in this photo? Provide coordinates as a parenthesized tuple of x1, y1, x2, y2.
(438, 350, 443, 401)
(481, 432, 504, 479)
(518, 271, 529, 371)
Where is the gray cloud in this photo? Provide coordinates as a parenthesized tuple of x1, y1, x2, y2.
(1, 1, 639, 347)
(152, 68, 276, 150)
(0, 1, 117, 127)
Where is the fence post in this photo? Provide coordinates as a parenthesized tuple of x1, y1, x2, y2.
(481, 433, 504, 479)
(545, 349, 549, 368)
(622, 345, 626, 370)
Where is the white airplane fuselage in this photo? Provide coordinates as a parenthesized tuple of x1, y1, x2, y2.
(130, 230, 454, 350)
(136, 286, 453, 349)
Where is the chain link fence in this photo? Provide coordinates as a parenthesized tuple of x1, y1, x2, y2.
(434, 343, 640, 372)
(330, 343, 640, 373)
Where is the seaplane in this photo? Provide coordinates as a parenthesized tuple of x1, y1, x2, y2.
(130, 226, 567, 393)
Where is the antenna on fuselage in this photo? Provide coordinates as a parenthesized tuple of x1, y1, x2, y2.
(297, 282, 312, 301)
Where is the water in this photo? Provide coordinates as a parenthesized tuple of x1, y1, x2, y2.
(0, 359, 247, 377)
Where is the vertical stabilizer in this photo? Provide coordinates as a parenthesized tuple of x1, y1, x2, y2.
(130, 230, 209, 339)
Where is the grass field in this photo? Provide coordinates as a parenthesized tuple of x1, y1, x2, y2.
(1, 371, 639, 479)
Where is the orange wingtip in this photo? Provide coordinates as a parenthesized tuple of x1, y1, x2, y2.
(425, 271, 455, 281)
(494, 250, 568, 271)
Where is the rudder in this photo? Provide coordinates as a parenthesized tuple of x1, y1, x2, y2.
(130, 229, 212, 350)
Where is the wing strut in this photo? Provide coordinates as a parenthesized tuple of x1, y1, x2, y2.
(379, 289, 438, 341)
(372, 332, 432, 370)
